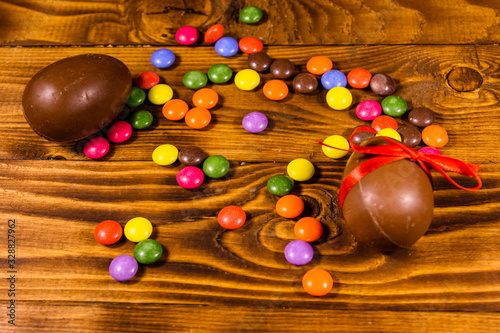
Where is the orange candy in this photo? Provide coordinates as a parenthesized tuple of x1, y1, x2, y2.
(204, 24, 224, 44)
(162, 99, 189, 121)
(371, 115, 398, 132)
(276, 194, 304, 218)
(302, 268, 333, 296)
(238, 36, 263, 54)
(263, 80, 289, 101)
(306, 56, 333, 75)
(192, 88, 219, 109)
(185, 107, 211, 129)
(422, 124, 449, 148)
(294, 217, 323, 242)
(347, 68, 372, 89)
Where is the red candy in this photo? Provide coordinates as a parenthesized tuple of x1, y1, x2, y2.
(83, 137, 109, 159)
(107, 120, 132, 143)
(94, 220, 123, 245)
(347, 68, 372, 89)
(175, 26, 199, 45)
(176, 166, 204, 189)
(136, 72, 160, 90)
(204, 24, 224, 44)
(371, 115, 398, 132)
(218, 206, 246, 229)
(238, 37, 263, 54)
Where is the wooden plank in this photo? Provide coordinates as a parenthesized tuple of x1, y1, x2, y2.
(0, 0, 499, 45)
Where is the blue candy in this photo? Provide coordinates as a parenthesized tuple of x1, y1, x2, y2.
(321, 70, 347, 90)
(151, 48, 175, 68)
(214, 37, 239, 57)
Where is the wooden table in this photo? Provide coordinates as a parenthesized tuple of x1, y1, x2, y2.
(1, 1, 499, 332)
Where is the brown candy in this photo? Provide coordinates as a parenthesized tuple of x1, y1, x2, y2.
(408, 107, 435, 128)
(179, 146, 205, 166)
(351, 127, 375, 145)
(341, 137, 434, 251)
(397, 124, 422, 147)
(247, 52, 272, 72)
(292, 73, 318, 93)
(370, 73, 397, 96)
(270, 59, 295, 79)
(22, 54, 132, 142)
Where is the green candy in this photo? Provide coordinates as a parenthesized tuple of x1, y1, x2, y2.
(208, 63, 233, 84)
(381, 95, 407, 117)
(183, 70, 208, 90)
(133, 239, 163, 264)
(127, 87, 146, 107)
(128, 110, 153, 129)
(239, 6, 263, 24)
(203, 155, 230, 178)
(267, 175, 295, 196)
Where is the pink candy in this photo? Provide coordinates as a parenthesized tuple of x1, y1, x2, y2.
(175, 26, 199, 45)
(176, 166, 204, 189)
(356, 100, 382, 121)
(107, 121, 132, 143)
(418, 147, 443, 155)
(84, 137, 109, 159)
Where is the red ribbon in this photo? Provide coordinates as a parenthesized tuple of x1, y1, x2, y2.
(319, 126, 482, 212)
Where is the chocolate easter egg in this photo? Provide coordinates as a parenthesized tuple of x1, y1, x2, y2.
(22, 54, 132, 142)
(341, 137, 434, 251)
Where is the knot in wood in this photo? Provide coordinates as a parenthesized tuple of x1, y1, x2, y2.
(447, 67, 483, 92)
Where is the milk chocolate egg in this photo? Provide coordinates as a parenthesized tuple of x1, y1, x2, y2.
(22, 54, 132, 142)
(341, 137, 434, 251)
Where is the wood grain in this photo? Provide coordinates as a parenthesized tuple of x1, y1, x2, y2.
(0, 0, 499, 45)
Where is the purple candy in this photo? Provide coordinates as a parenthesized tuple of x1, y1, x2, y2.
(321, 69, 347, 90)
(284, 240, 314, 266)
(242, 111, 268, 133)
(109, 254, 138, 282)
(418, 146, 443, 155)
(356, 100, 382, 121)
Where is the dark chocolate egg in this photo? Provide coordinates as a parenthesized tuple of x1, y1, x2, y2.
(341, 137, 434, 251)
(22, 54, 132, 142)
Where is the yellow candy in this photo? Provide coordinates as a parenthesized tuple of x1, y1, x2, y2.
(124, 217, 153, 242)
(152, 144, 178, 166)
(287, 158, 315, 182)
(234, 69, 260, 91)
(322, 135, 349, 159)
(148, 84, 173, 105)
(326, 87, 352, 110)
(376, 128, 402, 141)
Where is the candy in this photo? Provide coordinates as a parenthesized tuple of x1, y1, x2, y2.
(408, 107, 435, 128)
(422, 124, 448, 148)
(371, 115, 398, 132)
(239, 36, 263, 54)
(109, 254, 138, 282)
(267, 175, 295, 196)
(247, 52, 272, 72)
(270, 59, 295, 79)
(193, 88, 219, 109)
(214, 37, 239, 57)
(294, 217, 323, 242)
(302, 268, 333, 296)
(162, 99, 189, 121)
(239, 5, 263, 24)
(376, 128, 402, 141)
(94, 220, 122, 245)
(127, 86, 146, 107)
(176, 166, 204, 189)
(284, 240, 314, 266)
(175, 26, 198, 45)
(326, 87, 352, 110)
(152, 144, 178, 166)
(351, 127, 375, 145)
(128, 110, 153, 130)
(287, 158, 315, 182)
(263, 80, 289, 100)
(418, 146, 443, 155)
(124, 217, 153, 243)
(276, 194, 304, 218)
(148, 84, 173, 105)
(183, 71, 208, 90)
(292, 73, 318, 94)
(347, 68, 372, 89)
(370, 73, 397, 96)
(218, 206, 246, 229)
(203, 155, 230, 178)
(178, 146, 205, 166)
(234, 69, 260, 91)
(136, 71, 160, 89)
(107, 120, 132, 143)
(185, 107, 211, 129)
(397, 125, 422, 147)
(355, 100, 382, 121)
(133, 239, 163, 264)
(242, 111, 268, 133)
(306, 56, 333, 75)
(208, 63, 233, 84)
(321, 70, 347, 90)
(84, 137, 109, 159)
(381, 95, 407, 117)
(150, 48, 175, 68)
(321, 135, 349, 159)
(204, 24, 224, 44)
(22, 54, 132, 142)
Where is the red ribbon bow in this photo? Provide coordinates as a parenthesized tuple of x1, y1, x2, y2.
(319, 126, 482, 212)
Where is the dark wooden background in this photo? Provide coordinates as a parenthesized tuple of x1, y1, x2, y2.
(0, 1, 499, 332)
